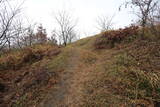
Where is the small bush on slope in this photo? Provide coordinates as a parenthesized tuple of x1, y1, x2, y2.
(94, 26, 139, 49)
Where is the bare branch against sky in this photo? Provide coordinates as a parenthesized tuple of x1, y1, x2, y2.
(23, 0, 136, 38)
(54, 10, 78, 46)
(0, 0, 25, 50)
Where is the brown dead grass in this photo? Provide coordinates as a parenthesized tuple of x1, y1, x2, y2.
(0, 44, 60, 71)
(81, 38, 160, 106)
(0, 44, 61, 107)
(1, 26, 160, 107)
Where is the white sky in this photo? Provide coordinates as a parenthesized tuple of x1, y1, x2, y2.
(22, 0, 136, 38)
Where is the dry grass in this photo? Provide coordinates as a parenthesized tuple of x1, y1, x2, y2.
(0, 44, 61, 107)
(0, 44, 60, 70)
(81, 36, 160, 106)
(94, 26, 139, 49)
(1, 25, 160, 107)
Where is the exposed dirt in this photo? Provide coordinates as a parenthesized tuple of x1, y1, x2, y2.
(39, 48, 83, 107)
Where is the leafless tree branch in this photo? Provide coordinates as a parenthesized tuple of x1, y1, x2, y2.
(96, 14, 115, 32)
(54, 10, 78, 46)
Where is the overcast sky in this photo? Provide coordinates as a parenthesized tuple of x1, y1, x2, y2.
(23, 0, 136, 38)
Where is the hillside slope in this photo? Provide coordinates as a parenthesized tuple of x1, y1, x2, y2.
(0, 26, 160, 107)
(40, 33, 160, 106)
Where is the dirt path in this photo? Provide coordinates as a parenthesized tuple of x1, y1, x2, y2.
(39, 48, 82, 107)
(38, 46, 116, 107)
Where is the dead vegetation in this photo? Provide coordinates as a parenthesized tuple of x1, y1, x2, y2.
(0, 44, 60, 71)
(94, 26, 139, 49)
(0, 44, 61, 107)
(81, 25, 160, 106)
(0, 24, 160, 107)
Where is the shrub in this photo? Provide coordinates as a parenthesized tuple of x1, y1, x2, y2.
(0, 44, 61, 70)
(95, 26, 139, 49)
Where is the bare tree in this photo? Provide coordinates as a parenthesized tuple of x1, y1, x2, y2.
(96, 14, 115, 32)
(11, 19, 22, 48)
(155, 7, 160, 23)
(54, 10, 77, 46)
(48, 30, 58, 45)
(15, 23, 36, 48)
(120, 0, 159, 36)
(35, 24, 47, 44)
(0, 0, 24, 51)
(150, 4, 160, 24)
(27, 25, 35, 46)
(19, 24, 48, 47)
(5, 18, 26, 49)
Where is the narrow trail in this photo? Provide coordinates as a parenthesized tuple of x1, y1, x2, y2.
(39, 47, 82, 107)
(38, 46, 116, 107)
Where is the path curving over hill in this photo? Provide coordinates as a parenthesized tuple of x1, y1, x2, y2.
(39, 47, 97, 107)
(38, 34, 159, 107)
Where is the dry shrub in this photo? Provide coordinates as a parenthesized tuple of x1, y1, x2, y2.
(95, 26, 139, 49)
(0, 52, 22, 70)
(0, 44, 61, 70)
(0, 44, 61, 107)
